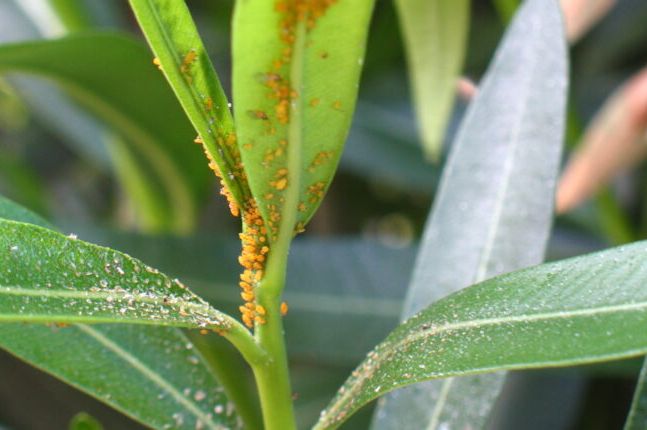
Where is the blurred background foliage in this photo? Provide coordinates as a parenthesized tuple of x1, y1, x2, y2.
(0, 0, 646, 429)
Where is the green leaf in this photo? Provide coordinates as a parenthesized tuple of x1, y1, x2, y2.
(0, 197, 245, 430)
(128, 0, 247, 211)
(0, 219, 234, 331)
(396, 0, 469, 161)
(0, 194, 49, 228)
(493, 0, 519, 23)
(49, 0, 94, 32)
(624, 357, 647, 430)
(232, 0, 375, 240)
(1, 324, 242, 430)
(315, 241, 647, 429)
(107, 133, 171, 233)
(0, 32, 207, 233)
(372, 0, 568, 427)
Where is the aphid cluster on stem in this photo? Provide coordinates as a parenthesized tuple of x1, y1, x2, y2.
(237, 199, 271, 328)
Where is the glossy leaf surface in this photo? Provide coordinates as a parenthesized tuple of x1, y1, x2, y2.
(0, 197, 243, 429)
(315, 238, 647, 429)
(0, 219, 233, 330)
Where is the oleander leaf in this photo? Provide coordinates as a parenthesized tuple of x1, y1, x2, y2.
(0, 324, 243, 430)
(0, 219, 234, 331)
(0, 196, 244, 429)
(315, 241, 647, 429)
(128, 0, 247, 211)
(624, 357, 647, 430)
(373, 0, 568, 427)
(232, 0, 375, 241)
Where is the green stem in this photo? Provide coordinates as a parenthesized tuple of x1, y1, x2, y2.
(221, 318, 268, 366)
(244, 19, 307, 430)
(251, 244, 297, 430)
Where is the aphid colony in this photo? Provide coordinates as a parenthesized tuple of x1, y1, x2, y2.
(237, 199, 270, 327)
(150, 12, 353, 329)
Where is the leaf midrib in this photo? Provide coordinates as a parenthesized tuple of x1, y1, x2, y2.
(0, 285, 226, 326)
(76, 324, 223, 430)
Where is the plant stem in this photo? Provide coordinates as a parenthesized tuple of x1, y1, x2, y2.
(252, 310, 295, 430)
(244, 18, 306, 430)
(252, 245, 297, 430)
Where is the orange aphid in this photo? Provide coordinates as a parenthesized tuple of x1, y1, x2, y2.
(236, 198, 270, 328)
(280, 301, 289, 316)
(272, 177, 288, 190)
(152, 57, 163, 71)
(249, 110, 269, 120)
(181, 49, 197, 73)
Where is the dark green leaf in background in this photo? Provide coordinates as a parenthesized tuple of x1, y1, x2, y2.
(0, 33, 208, 233)
(624, 358, 647, 429)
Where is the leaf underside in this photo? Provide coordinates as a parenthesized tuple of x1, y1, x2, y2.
(372, 0, 568, 428)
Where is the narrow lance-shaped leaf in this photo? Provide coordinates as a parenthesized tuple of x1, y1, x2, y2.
(372, 0, 568, 428)
(316, 241, 647, 429)
(232, 0, 375, 242)
(129, 0, 248, 215)
(1, 324, 243, 430)
(0, 197, 244, 430)
(0, 33, 206, 233)
(0, 219, 240, 331)
(624, 357, 647, 430)
(396, 0, 469, 161)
